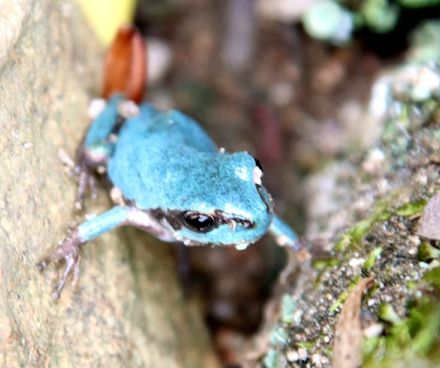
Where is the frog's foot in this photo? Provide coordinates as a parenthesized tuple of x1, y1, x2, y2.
(269, 215, 301, 251)
(37, 229, 82, 300)
(275, 235, 302, 251)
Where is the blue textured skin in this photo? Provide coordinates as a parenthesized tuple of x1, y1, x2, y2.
(78, 95, 298, 248)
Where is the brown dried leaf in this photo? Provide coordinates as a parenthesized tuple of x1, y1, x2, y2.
(417, 191, 440, 240)
(332, 277, 374, 368)
(102, 25, 147, 103)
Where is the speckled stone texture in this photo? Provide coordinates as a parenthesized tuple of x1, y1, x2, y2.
(0, 1, 218, 366)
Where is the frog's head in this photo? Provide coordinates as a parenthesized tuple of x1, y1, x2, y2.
(153, 152, 274, 249)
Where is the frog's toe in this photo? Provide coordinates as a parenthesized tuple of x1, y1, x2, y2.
(36, 259, 50, 272)
(88, 175, 98, 201)
(75, 164, 98, 211)
(38, 229, 82, 300)
(51, 252, 80, 300)
(57, 148, 76, 171)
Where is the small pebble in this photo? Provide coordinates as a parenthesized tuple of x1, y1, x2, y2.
(298, 347, 308, 361)
(363, 323, 384, 338)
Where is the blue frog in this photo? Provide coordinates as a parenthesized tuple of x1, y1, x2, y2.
(38, 94, 298, 299)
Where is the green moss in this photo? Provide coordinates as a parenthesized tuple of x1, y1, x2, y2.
(418, 243, 440, 262)
(330, 290, 349, 313)
(312, 257, 339, 271)
(378, 303, 401, 324)
(363, 247, 383, 272)
(395, 199, 427, 217)
(338, 216, 380, 252)
(329, 275, 362, 313)
(335, 207, 391, 252)
(335, 198, 426, 255)
(363, 335, 385, 358)
(361, 0, 400, 33)
(348, 218, 376, 245)
(423, 267, 440, 289)
(409, 304, 440, 355)
(297, 340, 316, 350)
(335, 233, 351, 252)
(399, 0, 440, 7)
(364, 300, 440, 367)
(409, 21, 440, 63)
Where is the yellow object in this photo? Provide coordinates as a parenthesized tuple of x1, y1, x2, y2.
(77, 0, 136, 45)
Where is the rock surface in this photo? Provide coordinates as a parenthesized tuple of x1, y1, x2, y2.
(246, 20, 440, 368)
(0, 1, 217, 367)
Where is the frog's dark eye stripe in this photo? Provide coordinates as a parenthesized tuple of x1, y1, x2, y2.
(182, 211, 215, 233)
(150, 209, 255, 233)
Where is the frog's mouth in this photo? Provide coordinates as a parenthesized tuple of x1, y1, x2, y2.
(184, 240, 252, 250)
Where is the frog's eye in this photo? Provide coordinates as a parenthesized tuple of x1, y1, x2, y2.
(182, 211, 215, 233)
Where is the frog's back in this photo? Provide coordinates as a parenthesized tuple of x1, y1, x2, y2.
(117, 104, 216, 151)
(108, 104, 218, 208)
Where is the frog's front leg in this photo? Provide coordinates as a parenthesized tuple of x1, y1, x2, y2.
(37, 205, 161, 300)
(269, 215, 300, 250)
(75, 94, 133, 210)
